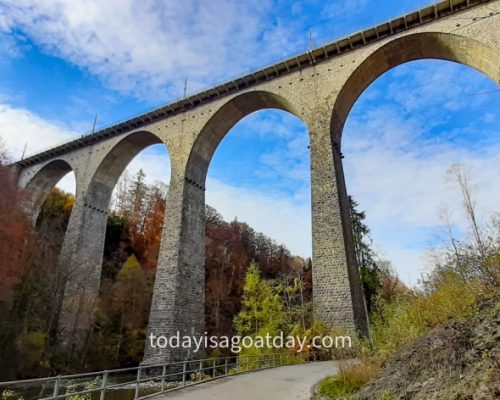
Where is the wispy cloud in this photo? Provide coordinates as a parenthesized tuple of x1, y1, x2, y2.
(121, 145, 171, 185)
(0, 0, 300, 100)
(0, 101, 76, 159)
(323, 0, 369, 18)
(0, 99, 170, 195)
(206, 176, 312, 258)
(343, 60, 500, 285)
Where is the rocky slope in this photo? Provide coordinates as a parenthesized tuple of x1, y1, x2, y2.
(354, 300, 500, 400)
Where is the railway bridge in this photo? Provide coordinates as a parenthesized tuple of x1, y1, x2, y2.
(12, 0, 500, 363)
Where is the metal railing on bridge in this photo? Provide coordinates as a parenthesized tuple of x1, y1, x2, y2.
(0, 352, 309, 400)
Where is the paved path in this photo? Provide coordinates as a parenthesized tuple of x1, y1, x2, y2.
(157, 361, 340, 400)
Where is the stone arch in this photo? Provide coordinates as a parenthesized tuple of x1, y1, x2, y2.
(186, 90, 303, 185)
(331, 32, 500, 142)
(24, 159, 76, 222)
(85, 130, 166, 210)
(56, 129, 171, 356)
(144, 91, 306, 363)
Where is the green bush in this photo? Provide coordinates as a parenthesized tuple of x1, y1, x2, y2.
(370, 269, 482, 358)
(371, 296, 426, 357)
(413, 270, 479, 327)
(15, 332, 51, 375)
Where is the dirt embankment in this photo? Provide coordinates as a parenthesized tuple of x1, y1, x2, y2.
(354, 301, 500, 400)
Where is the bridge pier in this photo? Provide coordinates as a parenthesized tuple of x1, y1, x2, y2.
(309, 115, 368, 336)
(56, 195, 109, 359)
(143, 168, 205, 364)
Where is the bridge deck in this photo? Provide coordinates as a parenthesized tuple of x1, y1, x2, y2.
(157, 360, 341, 400)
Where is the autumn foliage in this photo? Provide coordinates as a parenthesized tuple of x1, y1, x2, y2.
(0, 166, 30, 303)
(0, 132, 399, 383)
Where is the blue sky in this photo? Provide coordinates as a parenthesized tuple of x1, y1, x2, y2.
(0, 0, 498, 286)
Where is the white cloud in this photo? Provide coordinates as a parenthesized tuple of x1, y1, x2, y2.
(0, 100, 171, 195)
(237, 112, 301, 140)
(206, 177, 312, 258)
(342, 61, 500, 286)
(121, 146, 171, 186)
(55, 172, 76, 194)
(344, 142, 500, 287)
(0, 0, 300, 99)
(0, 101, 76, 159)
(374, 245, 428, 286)
(344, 130, 500, 229)
(481, 112, 496, 124)
(258, 134, 310, 186)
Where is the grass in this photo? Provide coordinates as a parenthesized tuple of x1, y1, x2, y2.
(318, 359, 380, 399)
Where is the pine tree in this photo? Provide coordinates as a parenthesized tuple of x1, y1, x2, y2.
(349, 196, 381, 312)
(127, 169, 147, 237)
(111, 170, 131, 214)
(0, 136, 10, 165)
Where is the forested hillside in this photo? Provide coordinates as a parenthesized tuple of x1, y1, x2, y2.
(0, 138, 388, 380)
(90, 169, 314, 369)
(0, 162, 314, 377)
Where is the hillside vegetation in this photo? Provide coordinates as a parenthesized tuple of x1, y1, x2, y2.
(354, 299, 499, 399)
(0, 156, 313, 378)
(317, 164, 499, 400)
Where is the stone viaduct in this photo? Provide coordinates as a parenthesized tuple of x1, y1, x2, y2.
(11, 0, 499, 363)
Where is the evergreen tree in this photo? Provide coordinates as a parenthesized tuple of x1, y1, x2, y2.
(127, 169, 147, 237)
(349, 196, 381, 312)
(0, 136, 10, 165)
